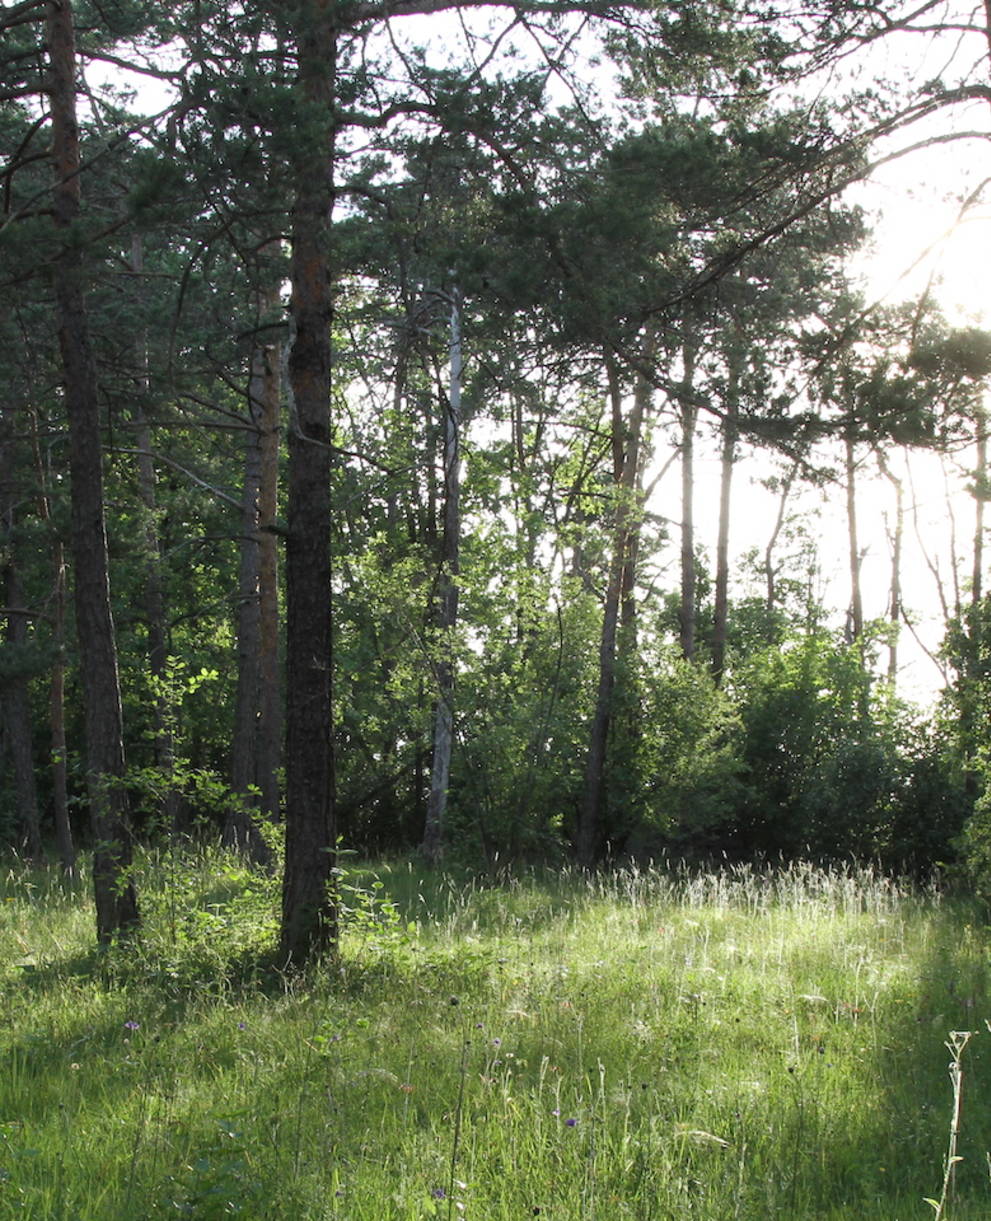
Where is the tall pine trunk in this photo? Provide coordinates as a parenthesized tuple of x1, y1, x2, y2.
(228, 329, 279, 865)
(422, 290, 463, 865)
(130, 236, 179, 832)
(0, 545, 42, 860)
(256, 341, 282, 832)
(29, 409, 74, 872)
(576, 354, 647, 868)
(280, 0, 337, 965)
(47, 0, 137, 940)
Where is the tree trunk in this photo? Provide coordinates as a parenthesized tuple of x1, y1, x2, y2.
(422, 289, 463, 865)
(257, 338, 282, 829)
(764, 462, 797, 621)
(678, 345, 698, 662)
(973, 402, 987, 606)
(230, 369, 263, 844)
(228, 330, 278, 865)
(0, 561, 42, 861)
(711, 371, 739, 686)
(130, 235, 179, 833)
(576, 354, 647, 868)
(280, 0, 337, 966)
(876, 449, 904, 687)
(0, 403, 42, 859)
(619, 359, 651, 642)
(845, 433, 864, 643)
(47, 0, 137, 941)
(29, 409, 74, 873)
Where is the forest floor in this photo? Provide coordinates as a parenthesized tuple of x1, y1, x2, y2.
(0, 849, 989, 1219)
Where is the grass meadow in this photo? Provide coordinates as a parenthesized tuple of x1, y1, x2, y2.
(0, 850, 990, 1219)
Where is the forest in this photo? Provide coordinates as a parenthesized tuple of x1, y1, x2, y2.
(4, 0, 991, 965)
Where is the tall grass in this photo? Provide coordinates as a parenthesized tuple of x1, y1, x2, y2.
(0, 849, 988, 1218)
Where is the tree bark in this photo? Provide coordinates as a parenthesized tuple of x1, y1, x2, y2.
(576, 353, 647, 868)
(619, 360, 651, 642)
(48, 543, 74, 874)
(279, 0, 337, 965)
(711, 368, 739, 686)
(130, 235, 179, 833)
(0, 554, 42, 860)
(256, 340, 282, 832)
(422, 289, 463, 865)
(678, 344, 698, 662)
(28, 409, 74, 873)
(228, 329, 279, 865)
(876, 449, 904, 687)
(0, 400, 41, 859)
(47, 0, 137, 940)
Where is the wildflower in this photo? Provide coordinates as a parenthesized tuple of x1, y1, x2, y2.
(565, 1118, 578, 1127)
(551, 1108, 560, 1117)
(237, 1022, 247, 1030)
(491, 1038, 501, 1047)
(123, 1020, 140, 1031)
(431, 1187, 446, 1199)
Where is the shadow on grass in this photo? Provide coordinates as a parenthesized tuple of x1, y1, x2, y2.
(771, 897, 991, 1218)
(875, 898, 991, 1214)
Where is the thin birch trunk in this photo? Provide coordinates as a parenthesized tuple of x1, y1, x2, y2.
(876, 449, 904, 687)
(973, 402, 987, 605)
(845, 434, 864, 643)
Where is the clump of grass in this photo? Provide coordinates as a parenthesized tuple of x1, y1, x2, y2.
(0, 853, 989, 1218)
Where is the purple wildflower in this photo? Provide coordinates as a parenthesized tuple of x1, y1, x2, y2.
(565, 1118, 578, 1127)
(123, 1020, 140, 1031)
